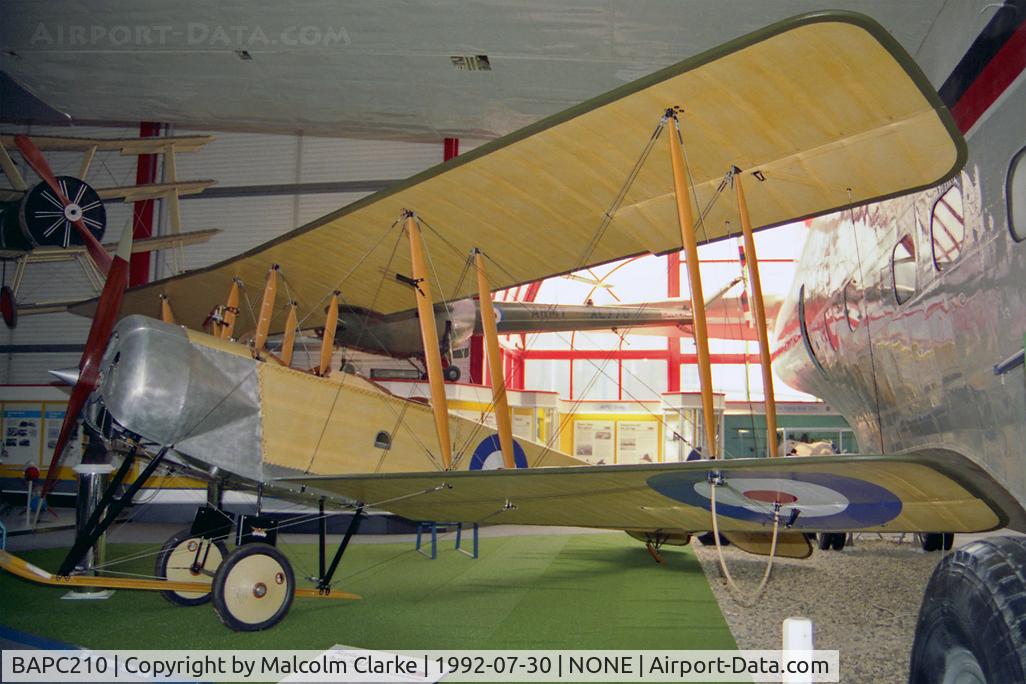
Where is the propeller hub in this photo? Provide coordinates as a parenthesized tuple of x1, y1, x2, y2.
(49, 367, 80, 386)
(64, 203, 83, 222)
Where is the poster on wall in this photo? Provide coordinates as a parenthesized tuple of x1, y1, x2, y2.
(574, 420, 615, 465)
(617, 421, 660, 464)
(512, 413, 534, 440)
(2, 405, 42, 466)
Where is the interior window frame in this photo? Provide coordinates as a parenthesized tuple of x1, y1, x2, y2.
(891, 234, 917, 305)
(1009, 145, 1026, 243)
(843, 279, 862, 332)
(930, 182, 966, 271)
(798, 284, 825, 373)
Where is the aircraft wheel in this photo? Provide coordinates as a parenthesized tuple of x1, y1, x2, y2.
(211, 543, 294, 632)
(921, 533, 943, 552)
(909, 536, 1026, 683)
(830, 533, 846, 551)
(942, 533, 954, 551)
(697, 532, 729, 547)
(155, 529, 228, 606)
(444, 365, 461, 382)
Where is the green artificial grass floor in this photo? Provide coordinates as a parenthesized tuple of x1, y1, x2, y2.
(1, 533, 735, 651)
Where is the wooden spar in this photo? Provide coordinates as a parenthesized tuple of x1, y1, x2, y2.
(221, 279, 240, 339)
(0, 139, 27, 191)
(281, 302, 298, 367)
(406, 213, 453, 470)
(474, 250, 516, 469)
(318, 293, 339, 376)
(253, 265, 279, 354)
(160, 294, 175, 324)
(735, 170, 779, 457)
(668, 113, 718, 457)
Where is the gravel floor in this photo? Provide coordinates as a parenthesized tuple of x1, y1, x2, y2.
(693, 534, 941, 684)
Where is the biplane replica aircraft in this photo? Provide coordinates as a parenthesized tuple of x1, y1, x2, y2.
(3, 11, 1019, 641)
(0, 133, 219, 325)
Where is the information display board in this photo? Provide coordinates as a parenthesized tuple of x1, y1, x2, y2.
(573, 420, 615, 465)
(617, 421, 660, 464)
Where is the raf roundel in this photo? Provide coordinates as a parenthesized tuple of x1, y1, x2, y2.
(646, 470, 902, 530)
(470, 435, 528, 469)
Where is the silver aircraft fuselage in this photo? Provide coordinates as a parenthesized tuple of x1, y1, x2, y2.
(774, 3, 1026, 526)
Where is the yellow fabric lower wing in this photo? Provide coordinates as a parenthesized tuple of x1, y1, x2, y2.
(277, 449, 1024, 534)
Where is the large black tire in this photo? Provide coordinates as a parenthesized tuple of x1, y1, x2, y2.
(942, 533, 954, 551)
(444, 365, 461, 382)
(921, 533, 944, 552)
(909, 536, 1026, 684)
(697, 532, 730, 547)
(830, 533, 846, 551)
(155, 529, 229, 606)
(211, 543, 295, 632)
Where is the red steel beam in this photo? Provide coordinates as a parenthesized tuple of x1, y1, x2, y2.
(129, 122, 161, 287)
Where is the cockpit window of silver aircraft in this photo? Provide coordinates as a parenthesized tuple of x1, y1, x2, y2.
(797, 285, 824, 373)
(891, 235, 917, 304)
(843, 280, 863, 332)
(1010, 146, 1026, 242)
(931, 184, 965, 270)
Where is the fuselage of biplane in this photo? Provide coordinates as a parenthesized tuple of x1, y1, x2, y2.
(85, 315, 582, 493)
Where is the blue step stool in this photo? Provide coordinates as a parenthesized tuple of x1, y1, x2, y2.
(415, 521, 478, 559)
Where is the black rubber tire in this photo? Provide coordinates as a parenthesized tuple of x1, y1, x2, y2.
(921, 533, 943, 552)
(697, 532, 729, 547)
(909, 536, 1026, 684)
(154, 529, 229, 606)
(817, 533, 832, 551)
(830, 533, 846, 551)
(211, 543, 295, 632)
(942, 533, 954, 551)
(444, 365, 461, 382)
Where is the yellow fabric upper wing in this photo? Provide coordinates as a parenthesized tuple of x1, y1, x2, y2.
(92, 11, 963, 333)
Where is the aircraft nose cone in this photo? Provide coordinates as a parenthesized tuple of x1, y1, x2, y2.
(49, 367, 80, 386)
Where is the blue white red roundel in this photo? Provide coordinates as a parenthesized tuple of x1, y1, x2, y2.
(646, 470, 902, 530)
(470, 435, 528, 470)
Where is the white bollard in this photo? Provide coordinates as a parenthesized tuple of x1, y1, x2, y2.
(782, 617, 815, 684)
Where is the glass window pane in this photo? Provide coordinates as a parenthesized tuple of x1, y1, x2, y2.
(892, 235, 917, 304)
(844, 280, 862, 331)
(621, 359, 667, 401)
(525, 360, 570, 398)
(572, 358, 618, 400)
(798, 285, 824, 371)
(1010, 147, 1026, 242)
(931, 185, 965, 270)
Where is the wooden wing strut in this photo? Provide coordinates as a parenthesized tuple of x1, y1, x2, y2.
(475, 250, 517, 469)
(668, 114, 717, 457)
(735, 171, 779, 457)
(406, 213, 453, 470)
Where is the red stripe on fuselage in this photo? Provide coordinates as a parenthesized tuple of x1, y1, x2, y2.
(951, 21, 1026, 132)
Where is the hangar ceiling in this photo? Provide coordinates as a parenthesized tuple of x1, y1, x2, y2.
(1, 1, 948, 140)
